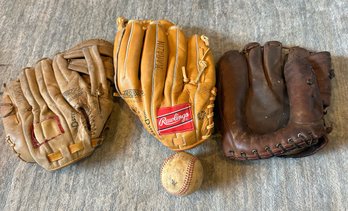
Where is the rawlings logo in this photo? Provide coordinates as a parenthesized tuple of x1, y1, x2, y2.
(156, 103, 194, 135)
(158, 113, 190, 127)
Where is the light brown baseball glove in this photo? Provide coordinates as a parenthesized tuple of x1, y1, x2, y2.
(113, 17, 216, 151)
(0, 39, 114, 170)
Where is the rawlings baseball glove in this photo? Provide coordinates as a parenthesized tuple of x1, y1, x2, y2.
(0, 39, 114, 170)
(218, 41, 334, 160)
(113, 17, 216, 151)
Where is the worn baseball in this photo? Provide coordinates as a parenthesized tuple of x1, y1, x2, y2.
(160, 152, 203, 196)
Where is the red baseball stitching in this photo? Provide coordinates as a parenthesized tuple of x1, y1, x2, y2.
(177, 156, 197, 195)
(161, 153, 198, 196)
(160, 153, 179, 179)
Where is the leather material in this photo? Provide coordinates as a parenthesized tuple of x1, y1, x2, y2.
(217, 41, 334, 160)
(114, 17, 216, 151)
(1, 39, 114, 170)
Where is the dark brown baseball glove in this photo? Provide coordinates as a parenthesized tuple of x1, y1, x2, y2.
(217, 41, 334, 160)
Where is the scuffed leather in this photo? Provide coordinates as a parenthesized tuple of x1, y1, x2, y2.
(114, 17, 216, 151)
(1, 39, 114, 170)
(217, 41, 334, 160)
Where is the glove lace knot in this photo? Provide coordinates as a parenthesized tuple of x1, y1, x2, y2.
(264, 146, 275, 156)
(287, 138, 302, 149)
(252, 149, 261, 159)
(182, 35, 211, 85)
(276, 143, 286, 153)
(200, 35, 209, 47)
(298, 132, 312, 146)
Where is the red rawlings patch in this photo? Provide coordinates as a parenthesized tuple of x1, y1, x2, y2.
(157, 103, 194, 135)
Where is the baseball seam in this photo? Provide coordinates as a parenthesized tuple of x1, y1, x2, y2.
(177, 156, 197, 195)
(160, 153, 179, 179)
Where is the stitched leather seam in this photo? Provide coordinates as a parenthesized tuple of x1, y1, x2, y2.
(193, 35, 199, 142)
(114, 28, 126, 95)
(178, 156, 197, 195)
(123, 22, 134, 79)
(31, 116, 65, 148)
(150, 22, 160, 137)
(170, 28, 179, 106)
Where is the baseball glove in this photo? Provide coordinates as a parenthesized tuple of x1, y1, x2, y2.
(0, 39, 114, 170)
(113, 17, 216, 151)
(218, 41, 334, 160)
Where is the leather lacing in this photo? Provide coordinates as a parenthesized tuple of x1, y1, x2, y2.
(240, 152, 247, 159)
(228, 131, 319, 160)
(181, 35, 216, 140)
(298, 132, 312, 146)
(6, 136, 27, 162)
(227, 45, 333, 160)
(264, 146, 275, 156)
(182, 35, 211, 86)
(202, 88, 216, 140)
(287, 138, 301, 149)
(251, 149, 261, 159)
(323, 116, 333, 132)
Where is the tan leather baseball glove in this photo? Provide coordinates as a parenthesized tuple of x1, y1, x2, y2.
(0, 39, 114, 170)
(113, 17, 216, 151)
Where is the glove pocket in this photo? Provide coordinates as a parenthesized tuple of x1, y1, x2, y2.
(32, 116, 65, 147)
(31, 114, 94, 170)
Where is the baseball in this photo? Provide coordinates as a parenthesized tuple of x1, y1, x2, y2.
(160, 152, 203, 196)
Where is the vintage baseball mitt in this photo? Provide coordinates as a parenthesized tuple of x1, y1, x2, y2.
(218, 41, 334, 160)
(113, 17, 216, 151)
(0, 39, 114, 170)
